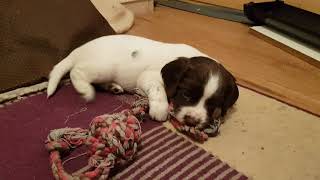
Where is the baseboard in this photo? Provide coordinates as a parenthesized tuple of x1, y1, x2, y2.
(121, 0, 154, 15)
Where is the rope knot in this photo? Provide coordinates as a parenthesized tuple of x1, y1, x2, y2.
(45, 99, 145, 180)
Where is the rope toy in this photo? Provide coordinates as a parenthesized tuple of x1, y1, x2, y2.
(170, 118, 220, 143)
(45, 98, 149, 180)
(168, 103, 221, 143)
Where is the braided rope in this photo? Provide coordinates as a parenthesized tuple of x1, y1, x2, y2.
(168, 102, 221, 143)
(45, 98, 148, 180)
(170, 118, 220, 143)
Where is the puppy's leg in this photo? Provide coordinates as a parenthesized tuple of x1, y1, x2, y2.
(70, 69, 95, 102)
(99, 83, 124, 94)
(137, 71, 169, 122)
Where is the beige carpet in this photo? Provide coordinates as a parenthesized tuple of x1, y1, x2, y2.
(164, 86, 320, 180)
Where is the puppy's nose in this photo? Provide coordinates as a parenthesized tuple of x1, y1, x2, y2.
(184, 115, 199, 126)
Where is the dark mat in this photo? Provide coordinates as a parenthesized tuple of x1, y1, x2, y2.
(244, 1, 320, 49)
(0, 0, 115, 93)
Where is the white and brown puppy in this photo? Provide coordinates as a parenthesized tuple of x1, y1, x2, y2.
(47, 35, 238, 129)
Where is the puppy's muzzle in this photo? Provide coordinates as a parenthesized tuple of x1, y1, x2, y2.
(184, 115, 200, 126)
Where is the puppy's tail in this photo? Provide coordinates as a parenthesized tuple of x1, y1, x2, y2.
(47, 55, 75, 98)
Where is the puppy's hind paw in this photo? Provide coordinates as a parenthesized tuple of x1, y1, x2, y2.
(110, 83, 124, 94)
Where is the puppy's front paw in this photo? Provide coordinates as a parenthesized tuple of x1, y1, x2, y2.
(81, 91, 95, 102)
(149, 100, 169, 122)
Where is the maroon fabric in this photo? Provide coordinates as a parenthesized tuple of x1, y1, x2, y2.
(0, 85, 159, 179)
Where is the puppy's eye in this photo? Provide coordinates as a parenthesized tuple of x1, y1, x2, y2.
(182, 91, 192, 101)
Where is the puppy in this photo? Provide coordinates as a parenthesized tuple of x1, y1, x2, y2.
(47, 35, 238, 128)
(162, 56, 238, 129)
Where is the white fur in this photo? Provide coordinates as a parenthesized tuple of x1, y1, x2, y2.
(47, 35, 212, 121)
(176, 73, 220, 125)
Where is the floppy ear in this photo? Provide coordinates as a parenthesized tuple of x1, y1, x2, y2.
(161, 57, 190, 98)
(220, 65, 239, 116)
(222, 82, 239, 115)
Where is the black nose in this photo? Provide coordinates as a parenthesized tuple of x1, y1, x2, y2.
(184, 115, 199, 126)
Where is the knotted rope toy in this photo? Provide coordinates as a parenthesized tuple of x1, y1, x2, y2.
(45, 96, 220, 179)
(45, 98, 149, 180)
(168, 103, 221, 143)
(170, 118, 220, 143)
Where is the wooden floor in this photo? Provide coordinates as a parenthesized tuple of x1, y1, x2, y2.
(128, 6, 320, 116)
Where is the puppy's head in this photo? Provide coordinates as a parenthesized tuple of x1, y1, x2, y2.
(161, 56, 239, 129)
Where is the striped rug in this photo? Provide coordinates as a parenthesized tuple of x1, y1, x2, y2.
(112, 124, 248, 180)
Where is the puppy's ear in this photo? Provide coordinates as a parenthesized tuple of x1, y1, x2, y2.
(161, 57, 190, 98)
(222, 82, 239, 115)
(220, 65, 239, 116)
